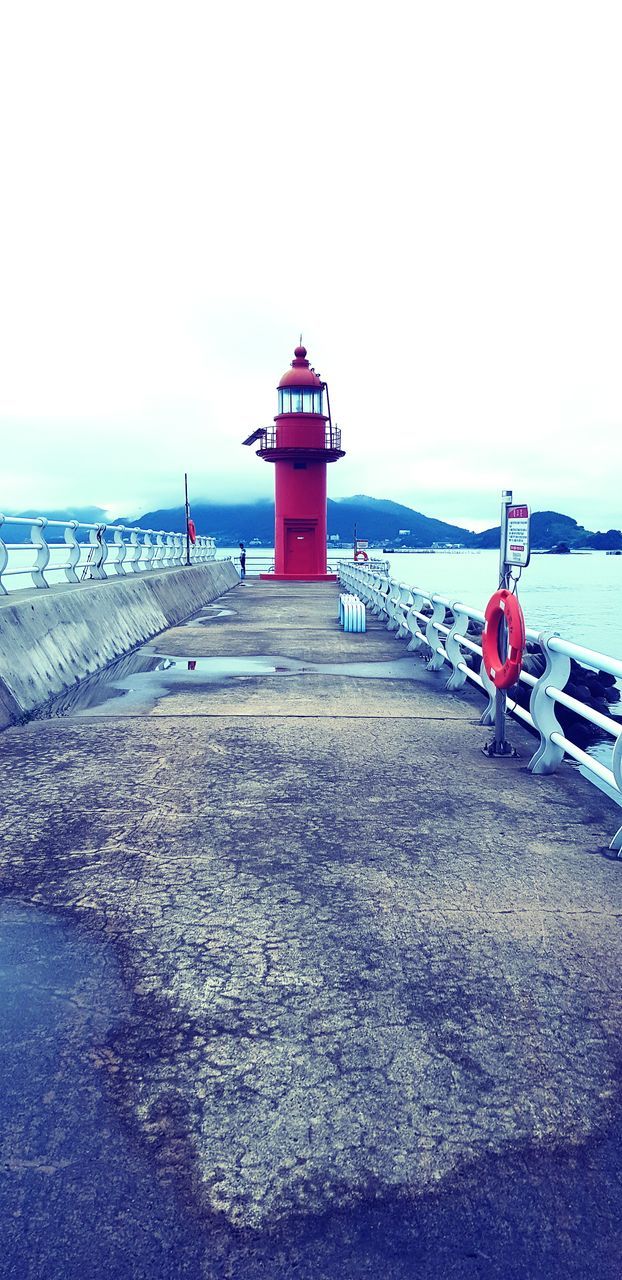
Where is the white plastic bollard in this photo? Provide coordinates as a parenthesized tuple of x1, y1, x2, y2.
(339, 592, 366, 633)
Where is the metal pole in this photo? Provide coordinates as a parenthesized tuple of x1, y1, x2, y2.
(184, 472, 191, 567)
(323, 381, 333, 447)
(493, 488, 512, 753)
(353, 522, 357, 558)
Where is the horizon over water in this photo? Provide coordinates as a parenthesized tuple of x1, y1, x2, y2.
(223, 548, 621, 657)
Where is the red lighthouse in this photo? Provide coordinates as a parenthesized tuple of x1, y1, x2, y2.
(243, 344, 345, 579)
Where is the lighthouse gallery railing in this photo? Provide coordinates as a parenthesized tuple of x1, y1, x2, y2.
(339, 560, 622, 853)
(0, 515, 216, 592)
(259, 424, 342, 451)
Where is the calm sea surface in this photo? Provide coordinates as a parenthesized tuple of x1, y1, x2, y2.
(227, 548, 622, 657)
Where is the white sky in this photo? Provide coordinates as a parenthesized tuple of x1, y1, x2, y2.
(1, 1, 621, 532)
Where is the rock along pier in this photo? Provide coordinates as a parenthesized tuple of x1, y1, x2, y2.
(1, 575, 621, 1279)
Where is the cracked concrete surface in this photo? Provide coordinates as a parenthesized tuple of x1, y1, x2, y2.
(1, 578, 621, 1277)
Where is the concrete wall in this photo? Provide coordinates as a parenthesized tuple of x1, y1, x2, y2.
(0, 560, 239, 728)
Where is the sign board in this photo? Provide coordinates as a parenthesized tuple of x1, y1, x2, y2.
(356, 540, 369, 550)
(505, 504, 531, 567)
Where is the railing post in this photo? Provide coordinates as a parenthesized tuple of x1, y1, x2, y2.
(362, 568, 375, 607)
(368, 571, 381, 614)
(163, 533, 175, 566)
(100, 526, 110, 576)
(528, 631, 572, 774)
(0, 515, 8, 595)
(395, 585, 413, 638)
(128, 530, 140, 571)
(63, 521, 80, 583)
(445, 602, 469, 690)
(113, 527, 127, 575)
(610, 734, 622, 852)
(142, 532, 154, 571)
(479, 659, 497, 725)
(86, 526, 107, 580)
(31, 518, 50, 588)
(425, 597, 448, 670)
(405, 591, 426, 651)
(386, 579, 401, 631)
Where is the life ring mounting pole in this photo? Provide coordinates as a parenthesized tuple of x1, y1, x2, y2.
(482, 489, 517, 758)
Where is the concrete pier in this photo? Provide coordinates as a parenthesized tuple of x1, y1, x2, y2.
(1, 578, 621, 1278)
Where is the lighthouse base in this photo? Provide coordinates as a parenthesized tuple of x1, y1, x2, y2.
(259, 573, 338, 582)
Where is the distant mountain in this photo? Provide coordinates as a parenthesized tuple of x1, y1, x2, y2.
(130, 501, 277, 544)
(474, 510, 622, 551)
(330, 496, 475, 545)
(133, 497, 477, 547)
(0, 506, 117, 544)
(7, 506, 111, 525)
(132, 497, 622, 550)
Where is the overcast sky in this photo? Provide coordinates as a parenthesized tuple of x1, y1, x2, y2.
(1, 2, 621, 532)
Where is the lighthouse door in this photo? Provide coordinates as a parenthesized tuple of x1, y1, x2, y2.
(285, 519, 317, 574)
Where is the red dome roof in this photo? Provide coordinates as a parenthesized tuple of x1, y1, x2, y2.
(277, 344, 324, 389)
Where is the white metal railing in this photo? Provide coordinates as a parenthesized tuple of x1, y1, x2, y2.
(0, 514, 216, 593)
(339, 560, 622, 853)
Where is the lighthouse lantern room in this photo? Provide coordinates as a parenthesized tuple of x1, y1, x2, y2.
(243, 344, 345, 579)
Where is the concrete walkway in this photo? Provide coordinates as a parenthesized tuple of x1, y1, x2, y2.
(1, 578, 621, 1278)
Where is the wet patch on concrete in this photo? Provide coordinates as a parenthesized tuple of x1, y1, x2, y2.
(181, 605, 237, 625)
(3, 893, 621, 1278)
(0, 899, 208, 1278)
(1, 855, 622, 1277)
(36, 651, 434, 719)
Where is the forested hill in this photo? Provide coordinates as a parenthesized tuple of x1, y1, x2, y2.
(133, 496, 622, 550)
(132, 497, 476, 546)
(473, 510, 622, 551)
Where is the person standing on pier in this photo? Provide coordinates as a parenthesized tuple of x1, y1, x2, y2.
(239, 543, 246, 579)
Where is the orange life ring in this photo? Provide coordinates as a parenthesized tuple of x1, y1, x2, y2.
(187, 519, 197, 545)
(482, 589, 526, 689)
(354, 550, 369, 562)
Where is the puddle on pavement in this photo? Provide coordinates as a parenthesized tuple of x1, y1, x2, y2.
(0, 900, 207, 1277)
(181, 606, 236, 625)
(38, 650, 434, 718)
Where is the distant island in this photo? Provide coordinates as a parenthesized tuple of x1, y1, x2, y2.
(3, 497, 622, 552)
